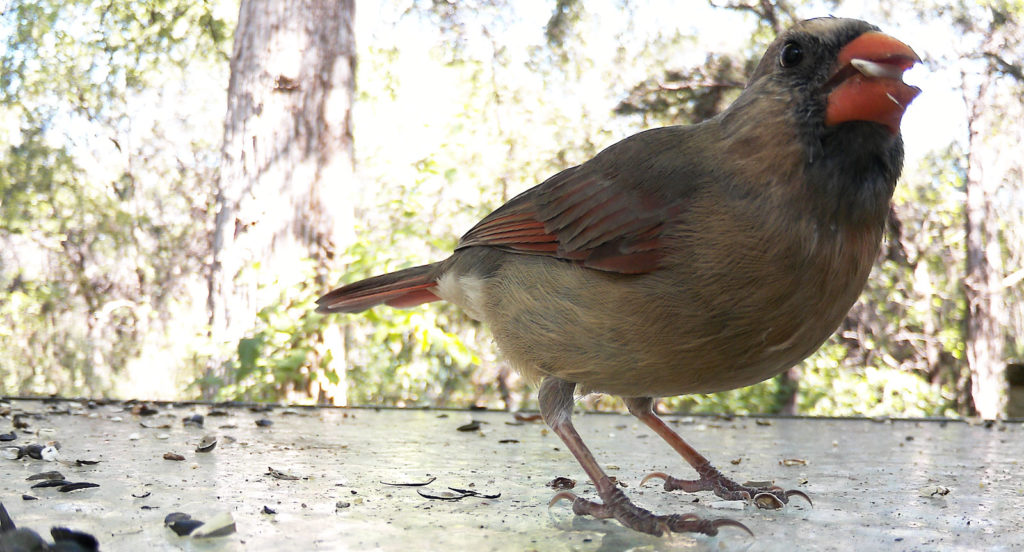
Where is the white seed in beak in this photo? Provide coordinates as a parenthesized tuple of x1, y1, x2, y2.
(851, 58, 906, 80)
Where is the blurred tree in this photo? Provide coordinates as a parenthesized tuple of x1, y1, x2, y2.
(207, 0, 356, 402)
(953, 3, 1023, 418)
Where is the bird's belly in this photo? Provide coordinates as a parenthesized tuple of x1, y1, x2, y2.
(482, 240, 871, 398)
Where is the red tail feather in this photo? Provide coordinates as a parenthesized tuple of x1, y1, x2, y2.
(316, 263, 440, 313)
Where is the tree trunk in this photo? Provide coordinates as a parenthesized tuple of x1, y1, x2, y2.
(962, 72, 1008, 419)
(208, 0, 355, 397)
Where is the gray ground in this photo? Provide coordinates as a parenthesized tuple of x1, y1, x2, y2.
(1, 399, 1021, 551)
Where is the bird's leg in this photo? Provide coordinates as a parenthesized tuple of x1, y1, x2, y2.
(539, 377, 751, 536)
(624, 397, 811, 509)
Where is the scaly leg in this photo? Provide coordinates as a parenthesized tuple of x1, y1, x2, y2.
(623, 397, 811, 509)
(539, 377, 751, 536)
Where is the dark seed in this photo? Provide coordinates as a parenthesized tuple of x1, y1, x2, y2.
(134, 404, 159, 416)
(164, 512, 192, 525)
(51, 527, 99, 552)
(59, 482, 100, 492)
(0, 431, 16, 441)
(456, 421, 481, 432)
(183, 414, 205, 428)
(25, 444, 44, 459)
(22, 494, 38, 501)
(12, 414, 30, 429)
(380, 476, 436, 487)
(547, 477, 576, 490)
(0, 502, 15, 531)
(261, 505, 277, 514)
(195, 435, 217, 453)
(26, 471, 64, 481)
(167, 518, 205, 536)
(255, 418, 273, 427)
(31, 479, 72, 489)
(163, 452, 186, 461)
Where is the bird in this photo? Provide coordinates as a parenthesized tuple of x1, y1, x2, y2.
(317, 17, 920, 536)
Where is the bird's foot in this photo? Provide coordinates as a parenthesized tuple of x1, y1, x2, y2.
(641, 463, 811, 510)
(548, 483, 752, 537)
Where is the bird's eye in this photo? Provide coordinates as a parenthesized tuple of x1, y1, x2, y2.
(779, 41, 803, 68)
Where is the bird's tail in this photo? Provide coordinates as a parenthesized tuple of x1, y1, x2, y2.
(315, 263, 440, 313)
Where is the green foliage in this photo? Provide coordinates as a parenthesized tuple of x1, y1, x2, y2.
(202, 262, 329, 402)
(661, 375, 794, 415)
(0, 0, 233, 397)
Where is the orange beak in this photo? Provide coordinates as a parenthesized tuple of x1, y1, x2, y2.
(824, 32, 922, 134)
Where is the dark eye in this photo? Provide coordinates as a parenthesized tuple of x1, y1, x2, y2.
(779, 41, 803, 68)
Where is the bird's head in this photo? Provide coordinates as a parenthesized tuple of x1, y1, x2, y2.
(743, 17, 921, 137)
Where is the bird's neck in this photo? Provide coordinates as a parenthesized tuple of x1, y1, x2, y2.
(806, 123, 902, 229)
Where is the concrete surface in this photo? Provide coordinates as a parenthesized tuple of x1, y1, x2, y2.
(1, 398, 1021, 551)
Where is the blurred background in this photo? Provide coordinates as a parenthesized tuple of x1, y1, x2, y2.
(1, 0, 1021, 418)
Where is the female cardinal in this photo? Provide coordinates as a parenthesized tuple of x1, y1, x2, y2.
(318, 17, 920, 536)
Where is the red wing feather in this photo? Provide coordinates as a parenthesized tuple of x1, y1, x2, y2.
(456, 161, 682, 274)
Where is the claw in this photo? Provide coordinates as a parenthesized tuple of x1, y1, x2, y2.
(640, 471, 670, 487)
(711, 517, 755, 537)
(548, 491, 579, 508)
(752, 492, 785, 510)
(785, 489, 813, 507)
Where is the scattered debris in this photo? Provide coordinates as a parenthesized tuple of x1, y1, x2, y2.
(261, 506, 277, 515)
(30, 480, 71, 489)
(195, 435, 217, 453)
(497, 439, 519, 444)
(163, 452, 186, 461)
(50, 527, 100, 551)
(780, 458, 807, 466)
(191, 512, 236, 538)
(380, 476, 437, 487)
(58, 482, 100, 493)
(417, 487, 500, 501)
(132, 404, 160, 417)
(266, 467, 301, 480)
(2, 447, 24, 460)
(0, 432, 16, 442)
(183, 414, 205, 428)
(0, 502, 99, 551)
(918, 485, 952, 498)
(26, 471, 64, 481)
(255, 418, 273, 427)
(513, 413, 542, 423)
(456, 420, 482, 432)
(12, 414, 30, 429)
(164, 512, 205, 537)
(546, 477, 576, 490)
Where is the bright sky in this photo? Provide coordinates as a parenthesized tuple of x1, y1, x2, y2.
(354, 1, 966, 175)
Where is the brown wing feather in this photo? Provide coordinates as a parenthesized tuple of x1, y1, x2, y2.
(456, 138, 689, 275)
